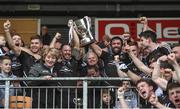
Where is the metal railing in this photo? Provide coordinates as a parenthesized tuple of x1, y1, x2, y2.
(0, 77, 131, 109)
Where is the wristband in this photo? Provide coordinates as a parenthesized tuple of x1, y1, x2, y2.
(118, 63, 128, 73)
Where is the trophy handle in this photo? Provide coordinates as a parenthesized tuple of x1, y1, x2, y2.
(84, 16, 94, 40)
(68, 20, 74, 44)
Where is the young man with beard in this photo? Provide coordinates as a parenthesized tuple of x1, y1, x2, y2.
(4, 20, 42, 76)
(90, 36, 129, 85)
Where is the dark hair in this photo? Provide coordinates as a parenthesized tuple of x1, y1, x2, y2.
(87, 65, 99, 72)
(12, 33, 22, 37)
(110, 36, 123, 46)
(160, 61, 174, 71)
(136, 78, 158, 92)
(167, 82, 180, 96)
(60, 43, 71, 50)
(139, 30, 157, 42)
(127, 41, 138, 48)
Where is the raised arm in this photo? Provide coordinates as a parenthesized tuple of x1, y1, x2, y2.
(3, 20, 21, 56)
(139, 16, 154, 32)
(167, 53, 180, 83)
(72, 28, 83, 61)
(49, 32, 61, 48)
(70, 20, 80, 50)
(149, 94, 172, 109)
(90, 43, 103, 57)
(125, 45, 152, 76)
(126, 70, 141, 83)
(20, 47, 41, 60)
(139, 16, 148, 32)
(115, 61, 141, 83)
(114, 62, 128, 78)
(152, 55, 168, 90)
(117, 87, 131, 109)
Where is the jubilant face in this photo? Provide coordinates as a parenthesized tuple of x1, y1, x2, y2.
(44, 52, 57, 68)
(87, 52, 98, 66)
(137, 81, 153, 99)
(87, 68, 99, 77)
(62, 45, 72, 60)
(1, 59, 11, 73)
(169, 87, 180, 108)
(30, 39, 42, 54)
(12, 35, 22, 46)
(111, 39, 122, 54)
(130, 45, 139, 57)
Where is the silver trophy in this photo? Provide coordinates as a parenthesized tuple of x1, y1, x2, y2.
(73, 97, 83, 107)
(73, 16, 94, 47)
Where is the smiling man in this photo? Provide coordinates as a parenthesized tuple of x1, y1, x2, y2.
(4, 20, 42, 76)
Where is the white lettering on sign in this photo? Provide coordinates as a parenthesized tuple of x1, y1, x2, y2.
(164, 27, 180, 38)
(105, 24, 129, 37)
(104, 23, 180, 39)
(137, 23, 162, 38)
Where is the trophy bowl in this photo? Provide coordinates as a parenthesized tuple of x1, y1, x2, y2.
(73, 17, 94, 47)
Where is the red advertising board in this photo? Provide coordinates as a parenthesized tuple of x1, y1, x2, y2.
(95, 18, 180, 42)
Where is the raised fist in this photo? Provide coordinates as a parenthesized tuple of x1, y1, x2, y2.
(4, 20, 11, 30)
(124, 45, 131, 53)
(55, 32, 61, 39)
(149, 94, 158, 106)
(139, 16, 148, 24)
(117, 87, 125, 99)
(167, 53, 177, 65)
